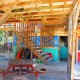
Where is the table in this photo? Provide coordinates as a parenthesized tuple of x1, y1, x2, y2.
(2, 59, 46, 78)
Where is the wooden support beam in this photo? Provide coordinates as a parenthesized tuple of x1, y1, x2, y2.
(0, 0, 5, 4)
(69, 7, 79, 70)
(68, 1, 80, 80)
(0, 0, 20, 27)
(5, 14, 68, 22)
(0, 11, 69, 23)
(12, 12, 69, 17)
(0, 27, 14, 31)
(0, 3, 72, 10)
(76, 33, 78, 63)
(11, 9, 70, 15)
(0, 0, 73, 8)
(70, 0, 78, 17)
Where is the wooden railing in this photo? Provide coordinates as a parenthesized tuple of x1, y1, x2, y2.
(14, 22, 54, 48)
(14, 22, 47, 63)
(41, 26, 54, 47)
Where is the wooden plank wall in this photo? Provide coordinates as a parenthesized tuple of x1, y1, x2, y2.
(41, 26, 68, 36)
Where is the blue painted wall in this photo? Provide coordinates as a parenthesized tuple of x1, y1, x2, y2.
(54, 36, 59, 47)
(31, 35, 59, 47)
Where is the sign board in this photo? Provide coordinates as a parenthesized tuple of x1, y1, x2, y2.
(54, 36, 59, 47)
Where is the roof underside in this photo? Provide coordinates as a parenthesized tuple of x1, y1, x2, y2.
(0, 0, 77, 26)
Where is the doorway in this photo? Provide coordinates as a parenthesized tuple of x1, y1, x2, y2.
(60, 36, 68, 61)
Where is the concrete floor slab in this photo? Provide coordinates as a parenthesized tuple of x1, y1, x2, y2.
(0, 59, 69, 80)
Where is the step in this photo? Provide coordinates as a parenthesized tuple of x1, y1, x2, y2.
(36, 50, 43, 52)
(36, 49, 42, 51)
(46, 58, 53, 62)
(40, 52, 46, 56)
(43, 55, 49, 59)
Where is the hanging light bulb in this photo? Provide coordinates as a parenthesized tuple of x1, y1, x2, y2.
(64, 25, 66, 29)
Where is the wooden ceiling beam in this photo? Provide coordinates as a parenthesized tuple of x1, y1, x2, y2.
(0, 11, 69, 23)
(0, 0, 73, 6)
(22, 13, 69, 17)
(0, 0, 20, 27)
(0, 2, 72, 9)
(0, 11, 69, 21)
(24, 17, 69, 20)
(5, 20, 66, 26)
(6, 16, 68, 21)
(41, 23, 66, 26)
(40, 0, 73, 2)
(5, 17, 68, 22)
(6, 14, 69, 22)
(23, 14, 69, 18)
(18, 0, 73, 5)
(15, 3, 72, 9)
(0, 0, 73, 11)
(28, 18, 68, 22)
(5, 20, 20, 23)
(7, 16, 68, 20)
(52, 4, 72, 8)
(0, 9, 70, 16)
(0, 0, 5, 4)
(11, 10, 70, 15)
(0, 4, 72, 14)
(0, 13, 69, 23)
(0, 0, 73, 26)
(44, 21, 66, 24)
(11, 7, 70, 13)
(0, 27, 14, 31)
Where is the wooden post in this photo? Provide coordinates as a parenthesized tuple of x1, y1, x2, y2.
(40, 27, 42, 47)
(69, 3, 80, 80)
(44, 34, 45, 47)
(68, 16, 72, 79)
(31, 50, 33, 59)
(31, 23, 33, 59)
(45, 34, 47, 47)
(75, 33, 78, 63)
(46, 35, 48, 47)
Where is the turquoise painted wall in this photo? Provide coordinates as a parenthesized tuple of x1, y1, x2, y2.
(12, 46, 17, 58)
(60, 47, 68, 59)
(12, 35, 18, 59)
(42, 47, 59, 62)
